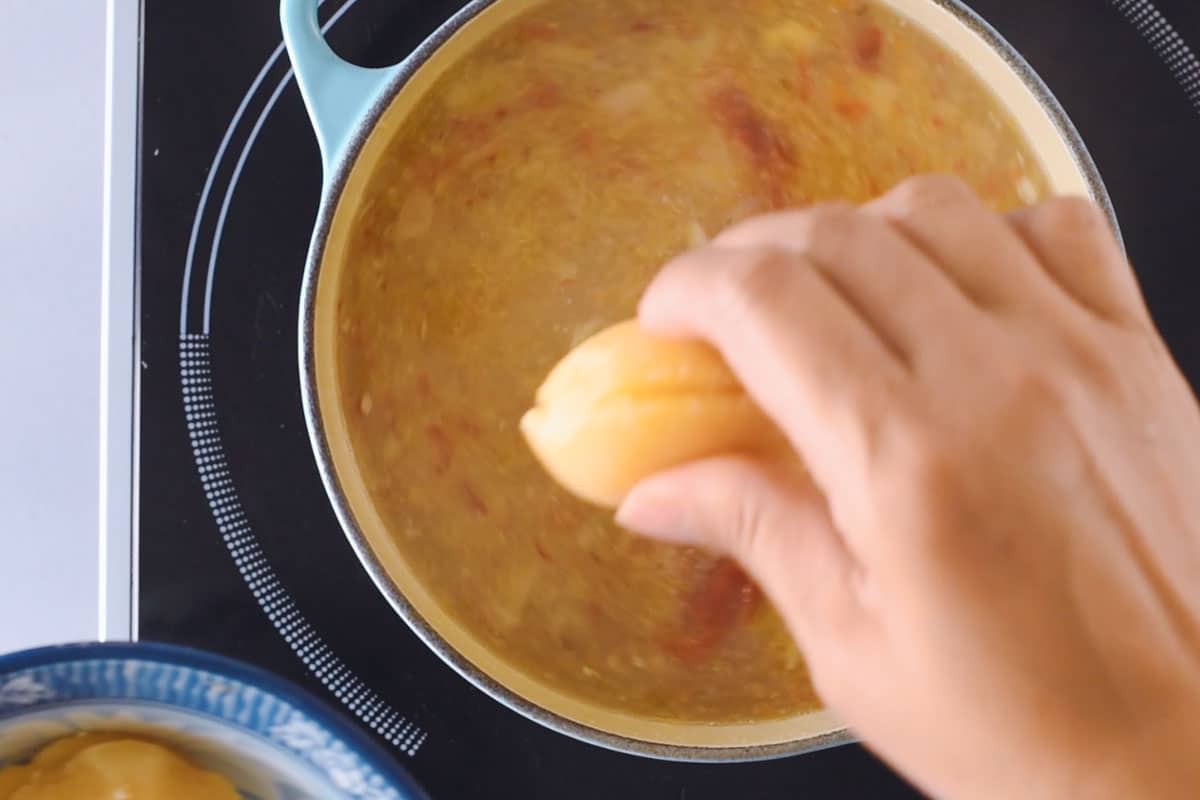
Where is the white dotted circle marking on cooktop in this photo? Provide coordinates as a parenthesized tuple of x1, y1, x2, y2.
(1112, 0, 1200, 110)
(180, 335, 426, 757)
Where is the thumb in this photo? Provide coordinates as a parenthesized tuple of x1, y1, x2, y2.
(616, 456, 859, 649)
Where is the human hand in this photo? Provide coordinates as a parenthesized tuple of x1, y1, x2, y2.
(617, 176, 1200, 799)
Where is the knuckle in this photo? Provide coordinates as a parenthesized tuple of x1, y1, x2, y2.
(714, 210, 799, 247)
(1011, 365, 1069, 418)
(1062, 331, 1123, 393)
(716, 246, 797, 320)
(877, 419, 966, 537)
(726, 490, 768, 562)
(899, 431, 959, 499)
(976, 362, 1071, 452)
(795, 204, 861, 258)
(1036, 196, 1105, 237)
(990, 364, 1089, 484)
(887, 173, 974, 215)
(1057, 324, 1145, 412)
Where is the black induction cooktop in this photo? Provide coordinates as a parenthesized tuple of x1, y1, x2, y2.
(138, 1, 1200, 796)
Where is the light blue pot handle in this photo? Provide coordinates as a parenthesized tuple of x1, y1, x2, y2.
(280, 0, 405, 178)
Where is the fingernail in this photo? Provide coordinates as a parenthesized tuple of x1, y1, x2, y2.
(616, 484, 693, 543)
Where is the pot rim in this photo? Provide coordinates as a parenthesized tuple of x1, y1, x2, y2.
(296, 0, 1118, 764)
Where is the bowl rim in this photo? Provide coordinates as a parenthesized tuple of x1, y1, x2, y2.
(0, 640, 428, 799)
(297, 0, 1120, 765)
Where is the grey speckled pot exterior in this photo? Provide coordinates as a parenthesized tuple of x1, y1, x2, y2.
(285, 0, 1118, 763)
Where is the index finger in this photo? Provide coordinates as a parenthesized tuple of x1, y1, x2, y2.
(639, 242, 909, 500)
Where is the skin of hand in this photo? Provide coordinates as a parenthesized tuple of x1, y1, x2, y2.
(616, 176, 1200, 799)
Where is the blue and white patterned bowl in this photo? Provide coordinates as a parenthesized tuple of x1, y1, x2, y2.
(0, 642, 426, 799)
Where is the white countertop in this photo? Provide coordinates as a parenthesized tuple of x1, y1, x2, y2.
(0, 1, 116, 652)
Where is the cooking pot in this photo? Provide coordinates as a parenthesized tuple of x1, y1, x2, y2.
(283, 0, 1117, 761)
